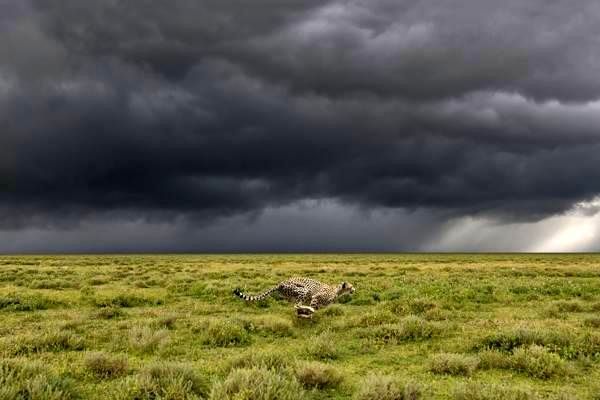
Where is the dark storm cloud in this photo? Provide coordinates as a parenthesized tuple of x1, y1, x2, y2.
(32, 0, 600, 101)
(0, 202, 443, 253)
(2, 0, 600, 233)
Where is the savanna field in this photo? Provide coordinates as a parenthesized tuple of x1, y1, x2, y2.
(1, 254, 600, 400)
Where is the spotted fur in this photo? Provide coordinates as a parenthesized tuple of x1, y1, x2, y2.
(233, 277, 355, 312)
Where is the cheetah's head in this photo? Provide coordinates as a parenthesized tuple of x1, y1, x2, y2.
(339, 281, 355, 295)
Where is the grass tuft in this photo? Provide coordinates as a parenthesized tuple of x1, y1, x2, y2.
(305, 331, 340, 360)
(583, 317, 600, 328)
(110, 362, 209, 400)
(128, 326, 170, 354)
(429, 353, 479, 376)
(155, 313, 178, 329)
(93, 307, 126, 320)
(84, 352, 129, 379)
(0, 293, 57, 311)
(510, 345, 566, 379)
(224, 349, 292, 372)
(0, 359, 79, 400)
(294, 361, 343, 389)
(322, 304, 345, 316)
(552, 300, 586, 313)
(478, 345, 566, 379)
(361, 316, 443, 344)
(29, 279, 80, 290)
(94, 293, 164, 308)
(477, 349, 512, 370)
(453, 382, 536, 400)
(353, 374, 423, 400)
(201, 319, 252, 347)
(210, 367, 304, 400)
(476, 327, 571, 353)
(7, 331, 84, 355)
(356, 309, 397, 327)
(239, 316, 294, 337)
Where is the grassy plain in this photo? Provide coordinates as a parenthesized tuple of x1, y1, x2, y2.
(1, 254, 600, 399)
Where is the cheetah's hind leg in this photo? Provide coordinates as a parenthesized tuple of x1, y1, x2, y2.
(294, 304, 316, 318)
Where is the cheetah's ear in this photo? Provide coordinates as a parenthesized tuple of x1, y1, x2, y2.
(342, 282, 348, 289)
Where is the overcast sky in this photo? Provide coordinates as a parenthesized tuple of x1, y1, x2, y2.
(2, 0, 600, 252)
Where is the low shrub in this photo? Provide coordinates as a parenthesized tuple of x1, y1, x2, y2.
(350, 296, 376, 306)
(110, 362, 209, 400)
(141, 362, 209, 398)
(478, 344, 566, 379)
(202, 319, 251, 347)
(408, 298, 438, 314)
(353, 374, 422, 400)
(294, 362, 343, 389)
(59, 319, 84, 332)
(456, 285, 497, 304)
(29, 279, 79, 290)
(542, 304, 567, 319)
(356, 310, 397, 327)
(453, 382, 536, 400)
(429, 353, 479, 376)
(475, 327, 571, 353)
(584, 317, 600, 328)
(543, 301, 587, 319)
(224, 350, 292, 372)
(210, 367, 304, 400)
(478, 326, 600, 360)
(133, 280, 150, 288)
(511, 345, 566, 379)
(0, 359, 79, 400)
(0, 293, 56, 311)
(247, 316, 294, 337)
(362, 317, 443, 344)
(305, 331, 340, 360)
(94, 293, 164, 308)
(7, 331, 85, 355)
(423, 308, 450, 321)
(574, 332, 600, 358)
(84, 352, 128, 379)
(477, 349, 512, 370)
(88, 276, 109, 286)
(552, 300, 586, 313)
(591, 384, 600, 400)
(187, 282, 220, 298)
(156, 314, 178, 330)
(337, 294, 353, 304)
(388, 298, 438, 315)
(322, 304, 345, 316)
(128, 326, 170, 354)
(93, 307, 126, 320)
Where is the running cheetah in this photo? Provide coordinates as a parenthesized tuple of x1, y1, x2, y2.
(233, 277, 355, 318)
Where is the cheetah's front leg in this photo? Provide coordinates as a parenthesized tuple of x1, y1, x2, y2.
(295, 295, 321, 318)
(295, 304, 315, 318)
(294, 296, 315, 318)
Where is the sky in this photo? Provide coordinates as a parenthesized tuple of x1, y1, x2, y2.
(2, 0, 600, 252)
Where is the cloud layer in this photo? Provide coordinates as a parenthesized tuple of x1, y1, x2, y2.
(2, 0, 600, 250)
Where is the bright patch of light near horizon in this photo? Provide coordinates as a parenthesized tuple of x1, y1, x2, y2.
(428, 196, 600, 252)
(531, 198, 600, 252)
(531, 216, 597, 252)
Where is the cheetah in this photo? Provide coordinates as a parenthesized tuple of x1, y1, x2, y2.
(233, 277, 355, 318)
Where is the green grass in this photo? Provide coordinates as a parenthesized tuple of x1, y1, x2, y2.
(1, 253, 600, 399)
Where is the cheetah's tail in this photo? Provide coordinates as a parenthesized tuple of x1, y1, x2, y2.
(233, 286, 278, 302)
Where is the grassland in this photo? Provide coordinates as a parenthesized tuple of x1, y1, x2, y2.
(1, 254, 600, 399)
